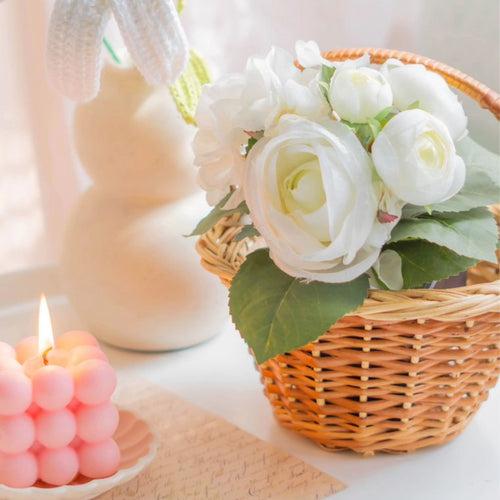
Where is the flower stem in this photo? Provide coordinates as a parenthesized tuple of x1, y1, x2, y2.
(103, 37, 121, 65)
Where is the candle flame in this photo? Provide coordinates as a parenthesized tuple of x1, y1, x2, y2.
(38, 294, 55, 356)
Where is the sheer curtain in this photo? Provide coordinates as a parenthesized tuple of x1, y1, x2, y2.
(0, 0, 498, 275)
(0, 0, 78, 274)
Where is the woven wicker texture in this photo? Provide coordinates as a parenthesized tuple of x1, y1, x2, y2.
(196, 48, 500, 455)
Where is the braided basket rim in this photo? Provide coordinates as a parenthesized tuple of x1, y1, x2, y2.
(196, 47, 500, 324)
(197, 218, 499, 323)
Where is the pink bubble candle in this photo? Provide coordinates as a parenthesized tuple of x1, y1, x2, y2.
(0, 296, 120, 488)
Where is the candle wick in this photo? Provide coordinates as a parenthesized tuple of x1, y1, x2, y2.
(42, 347, 52, 366)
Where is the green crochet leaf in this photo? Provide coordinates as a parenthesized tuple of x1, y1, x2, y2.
(169, 50, 211, 125)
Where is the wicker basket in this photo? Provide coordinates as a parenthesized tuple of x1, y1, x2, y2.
(196, 48, 500, 455)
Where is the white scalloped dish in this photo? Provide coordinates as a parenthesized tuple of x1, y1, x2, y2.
(0, 409, 157, 500)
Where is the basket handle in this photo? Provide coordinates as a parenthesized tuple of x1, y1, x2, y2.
(324, 48, 500, 120)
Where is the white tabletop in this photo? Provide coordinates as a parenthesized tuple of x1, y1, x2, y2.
(1, 267, 499, 500)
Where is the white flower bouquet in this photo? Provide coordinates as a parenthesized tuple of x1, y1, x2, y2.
(190, 42, 499, 365)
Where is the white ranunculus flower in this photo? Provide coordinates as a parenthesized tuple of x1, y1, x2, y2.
(237, 46, 330, 132)
(381, 59, 467, 140)
(371, 109, 466, 206)
(370, 249, 404, 290)
(295, 40, 335, 69)
(329, 67, 393, 123)
(193, 74, 247, 208)
(244, 115, 397, 283)
(295, 40, 370, 71)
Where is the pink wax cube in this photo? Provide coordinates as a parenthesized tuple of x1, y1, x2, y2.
(0, 331, 120, 488)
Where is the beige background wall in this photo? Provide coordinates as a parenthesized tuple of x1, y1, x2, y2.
(0, 0, 498, 275)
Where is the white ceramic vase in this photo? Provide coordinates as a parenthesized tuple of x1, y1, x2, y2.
(60, 63, 228, 351)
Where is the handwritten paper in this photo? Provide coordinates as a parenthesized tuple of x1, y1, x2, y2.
(99, 379, 345, 499)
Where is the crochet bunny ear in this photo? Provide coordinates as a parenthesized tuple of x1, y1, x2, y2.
(46, 0, 189, 102)
(47, 0, 111, 102)
(110, 0, 188, 87)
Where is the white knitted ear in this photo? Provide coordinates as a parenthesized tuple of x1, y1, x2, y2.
(47, 0, 111, 102)
(109, 0, 189, 86)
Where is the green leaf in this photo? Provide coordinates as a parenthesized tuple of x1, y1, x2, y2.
(320, 65, 335, 86)
(374, 106, 398, 128)
(229, 249, 369, 363)
(342, 112, 390, 151)
(357, 125, 375, 150)
(433, 171, 499, 213)
(457, 136, 500, 181)
(318, 81, 329, 93)
(343, 107, 399, 150)
(319, 65, 335, 102)
(387, 240, 477, 288)
(244, 137, 258, 157)
(235, 224, 260, 242)
(403, 137, 500, 217)
(188, 193, 249, 236)
(367, 118, 381, 138)
(390, 207, 498, 263)
(342, 121, 376, 150)
(169, 50, 211, 125)
(407, 100, 420, 110)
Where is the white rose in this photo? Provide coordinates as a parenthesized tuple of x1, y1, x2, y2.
(381, 59, 467, 140)
(371, 109, 466, 206)
(193, 47, 330, 208)
(329, 67, 393, 123)
(244, 115, 397, 283)
(237, 46, 329, 131)
(193, 74, 247, 208)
